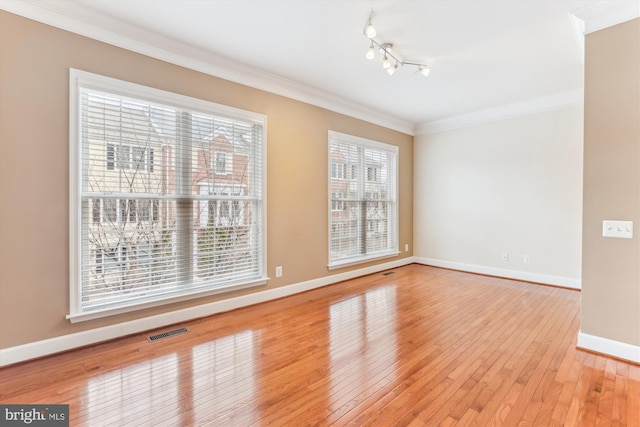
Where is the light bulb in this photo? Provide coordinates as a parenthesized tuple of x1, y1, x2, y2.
(382, 56, 390, 69)
(366, 44, 375, 60)
(420, 66, 431, 77)
(387, 64, 397, 75)
(365, 22, 376, 38)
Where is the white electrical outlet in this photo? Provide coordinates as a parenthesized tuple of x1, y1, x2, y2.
(523, 255, 531, 264)
(602, 220, 633, 239)
(275, 266, 282, 277)
(405, 244, 409, 252)
(501, 252, 509, 262)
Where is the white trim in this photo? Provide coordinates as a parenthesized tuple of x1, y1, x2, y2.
(415, 89, 584, 135)
(2, 1, 637, 137)
(577, 331, 640, 363)
(0, 0, 414, 135)
(72, 69, 267, 124)
(569, 13, 586, 65)
(414, 257, 581, 289)
(0, 257, 415, 367)
(572, 1, 640, 34)
(69, 69, 82, 316)
(67, 278, 269, 323)
(328, 131, 401, 154)
(327, 251, 401, 271)
(69, 69, 268, 320)
(327, 131, 400, 269)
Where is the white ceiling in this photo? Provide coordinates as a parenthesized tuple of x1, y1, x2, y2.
(2, 0, 639, 133)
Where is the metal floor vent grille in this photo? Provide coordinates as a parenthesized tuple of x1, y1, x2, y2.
(147, 327, 189, 342)
(382, 271, 396, 276)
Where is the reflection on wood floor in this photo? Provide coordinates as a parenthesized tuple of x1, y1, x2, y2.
(1, 265, 638, 426)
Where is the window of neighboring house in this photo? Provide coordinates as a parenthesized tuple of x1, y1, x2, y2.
(70, 69, 267, 321)
(215, 152, 227, 174)
(328, 131, 398, 269)
(92, 199, 101, 224)
(106, 145, 115, 170)
(104, 199, 117, 223)
(93, 199, 145, 224)
(95, 249, 102, 274)
(367, 166, 379, 182)
(331, 162, 346, 179)
(107, 144, 154, 172)
(198, 185, 245, 228)
(331, 192, 345, 211)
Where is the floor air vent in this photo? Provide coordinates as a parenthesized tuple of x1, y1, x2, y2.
(382, 271, 395, 276)
(147, 327, 189, 342)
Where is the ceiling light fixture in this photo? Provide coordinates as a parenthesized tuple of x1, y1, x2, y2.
(366, 42, 375, 60)
(362, 13, 430, 77)
(418, 65, 431, 77)
(365, 20, 377, 38)
(382, 54, 391, 69)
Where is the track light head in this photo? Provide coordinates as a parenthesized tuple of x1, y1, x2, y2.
(365, 21, 377, 38)
(366, 43, 375, 60)
(387, 63, 397, 75)
(419, 65, 431, 77)
(382, 56, 391, 69)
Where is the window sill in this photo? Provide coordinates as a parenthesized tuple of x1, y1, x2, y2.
(327, 251, 400, 271)
(67, 277, 268, 323)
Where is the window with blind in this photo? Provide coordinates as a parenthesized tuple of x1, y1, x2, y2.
(69, 69, 266, 321)
(328, 131, 398, 268)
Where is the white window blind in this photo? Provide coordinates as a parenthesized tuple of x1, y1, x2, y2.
(69, 70, 266, 321)
(328, 131, 398, 268)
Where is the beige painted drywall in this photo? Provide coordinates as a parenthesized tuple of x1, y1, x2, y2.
(414, 105, 584, 281)
(0, 11, 413, 349)
(582, 18, 640, 347)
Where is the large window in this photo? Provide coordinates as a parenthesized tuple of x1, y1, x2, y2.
(328, 131, 398, 268)
(69, 69, 266, 321)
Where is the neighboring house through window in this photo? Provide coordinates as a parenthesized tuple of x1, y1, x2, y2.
(328, 131, 398, 268)
(70, 69, 267, 321)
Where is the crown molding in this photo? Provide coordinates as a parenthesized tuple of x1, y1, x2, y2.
(572, 0, 640, 34)
(415, 89, 584, 135)
(0, 0, 415, 135)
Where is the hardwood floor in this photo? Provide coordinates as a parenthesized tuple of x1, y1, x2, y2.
(1, 265, 638, 426)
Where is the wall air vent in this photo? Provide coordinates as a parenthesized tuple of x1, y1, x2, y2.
(147, 327, 189, 342)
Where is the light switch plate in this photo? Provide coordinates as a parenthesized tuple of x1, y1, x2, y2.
(602, 220, 633, 239)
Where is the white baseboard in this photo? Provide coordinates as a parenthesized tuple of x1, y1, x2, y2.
(0, 257, 415, 367)
(414, 257, 581, 289)
(577, 331, 640, 363)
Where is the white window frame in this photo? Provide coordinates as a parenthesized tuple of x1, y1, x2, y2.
(69, 69, 267, 322)
(327, 131, 399, 269)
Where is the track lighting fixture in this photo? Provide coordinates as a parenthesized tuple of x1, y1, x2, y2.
(362, 13, 430, 77)
(418, 65, 431, 77)
(366, 42, 375, 60)
(382, 55, 391, 69)
(365, 20, 376, 38)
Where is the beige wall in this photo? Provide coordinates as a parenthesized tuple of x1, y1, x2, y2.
(0, 11, 413, 349)
(414, 106, 584, 284)
(582, 18, 640, 347)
